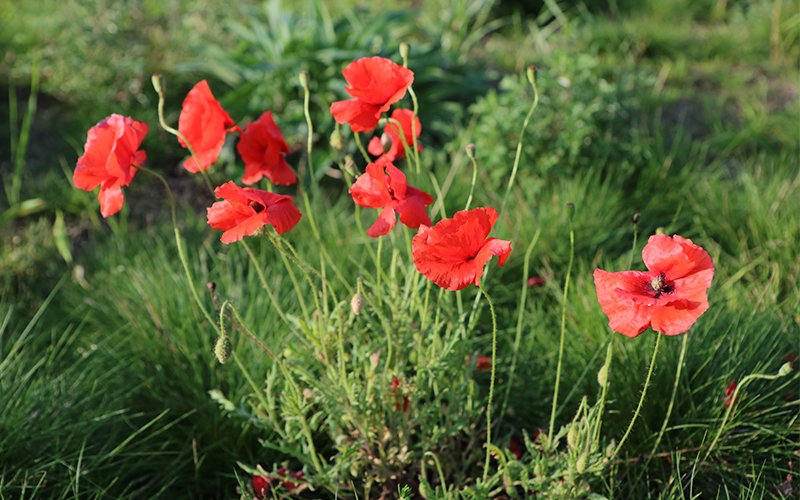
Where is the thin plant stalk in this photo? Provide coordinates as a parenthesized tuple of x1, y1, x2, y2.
(354, 132, 371, 163)
(498, 228, 540, 429)
(626, 218, 639, 270)
(498, 70, 539, 221)
(240, 239, 291, 326)
(548, 216, 574, 444)
(639, 333, 688, 475)
(136, 165, 217, 335)
(10, 56, 39, 205)
(479, 283, 498, 483)
(464, 145, 478, 211)
(612, 333, 662, 459)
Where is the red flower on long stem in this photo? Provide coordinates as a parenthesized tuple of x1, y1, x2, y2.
(330, 57, 414, 133)
(368, 108, 422, 162)
(238, 111, 297, 186)
(412, 207, 512, 291)
(178, 80, 240, 173)
(349, 157, 433, 237)
(73, 114, 148, 218)
(207, 181, 301, 244)
(252, 475, 274, 498)
(593, 234, 714, 337)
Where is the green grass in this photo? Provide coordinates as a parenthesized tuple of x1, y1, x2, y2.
(1, 0, 797, 498)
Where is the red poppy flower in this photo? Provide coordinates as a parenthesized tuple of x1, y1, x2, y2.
(73, 114, 148, 218)
(593, 234, 714, 337)
(724, 380, 736, 408)
(509, 437, 523, 459)
(178, 80, 240, 173)
(367, 108, 422, 162)
(330, 57, 414, 133)
(349, 157, 433, 237)
(397, 395, 410, 412)
(412, 207, 512, 291)
(253, 475, 274, 498)
(237, 111, 297, 186)
(476, 356, 492, 371)
(207, 181, 301, 244)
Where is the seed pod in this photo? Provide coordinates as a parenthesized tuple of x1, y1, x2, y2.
(380, 132, 392, 153)
(779, 361, 793, 377)
(566, 202, 575, 221)
(330, 128, 345, 153)
(214, 335, 232, 364)
(576, 453, 587, 474)
(567, 426, 579, 450)
(351, 292, 364, 315)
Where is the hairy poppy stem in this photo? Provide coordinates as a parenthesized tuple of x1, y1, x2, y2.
(612, 333, 661, 459)
(408, 87, 422, 174)
(498, 68, 539, 222)
(464, 144, 478, 211)
(136, 164, 218, 335)
(626, 217, 639, 270)
(548, 216, 574, 445)
(479, 283, 498, 484)
(240, 239, 291, 326)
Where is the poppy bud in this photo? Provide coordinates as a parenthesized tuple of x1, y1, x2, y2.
(567, 426, 578, 450)
(465, 143, 476, 159)
(656, 227, 665, 234)
(351, 292, 364, 315)
(779, 362, 793, 377)
(207, 281, 216, 294)
(298, 71, 309, 91)
(576, 453, 587, 474)
(151, 73, 164, 94)
(214, 335, 232, 364)
(527, 66, 537, 86)
(330, 127, 345, 153)
(566, 203, 575, 221)
(343, 159, 355, 173)
(631, 212, 641, 224)
(597, 362, 609, 387)
(399, 42, 410, 63)
(380, 132, 392, 153)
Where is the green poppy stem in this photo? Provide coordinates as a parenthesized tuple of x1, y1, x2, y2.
(479, 283, 498, 484)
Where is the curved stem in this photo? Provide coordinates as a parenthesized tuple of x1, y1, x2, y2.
(464, 146, 479, 211)
(408, 87, 422, 174)
(222, 301, 275, 360)
(479, 283, 498, 483)
(152, 77, 215, 195)
(498, 74, 539, 221)
(626, 221, 639, 270)
(353, 132, 371, 164)
(612, 333, 662, 459)
(548, 218, 574, 444)
(701, 370, 784, 464)
(135, 166, 176, 229)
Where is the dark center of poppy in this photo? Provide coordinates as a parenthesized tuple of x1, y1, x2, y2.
(249, 200, 265, 212)
(648, 271, 674, 299)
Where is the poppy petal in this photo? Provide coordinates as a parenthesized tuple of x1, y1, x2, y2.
(394, 196, 431, 229)
(366, 206, 397, 237)
(368, 136, 385, 157)
(650, 298, 708, 335)
(342, 57, 414, 106)
(642, 234, 714, 281)
(98, 177, 126, 218)
(593, 269, 654, 338)
(330, 99, 381, 133)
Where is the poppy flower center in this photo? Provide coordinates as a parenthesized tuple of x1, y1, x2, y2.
(249, 200, 265, 212)
(649, 271, 674, 299)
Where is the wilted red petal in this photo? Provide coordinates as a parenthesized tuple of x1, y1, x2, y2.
(178, 80, 237, 172)
(74, 114, 147, 218)
(253, 475, 274, 499)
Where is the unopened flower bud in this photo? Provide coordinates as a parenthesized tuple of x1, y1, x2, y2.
(380, 132, 392, 153)
(207, 281, 216, 294)
(779, 362, 793, 377)
(631, 212, 641, 224)
(299, 71, 309, 91)
(576, 453, 587, 474)
(566, 203, 575, 221)
(567, 426, 579, 450)
(597, 363, 608, 387)
(656, 227, 665, 235)
(343, 159, 355, 173)
(330, 128, 345, 153)
(151, 73, 164, 94)
(399, 43, 410, 62)
(351, 292, 364, 315)
(214, 335, 232, 364)
(465, 143, 476, 158)
(526, 66, 537, 86)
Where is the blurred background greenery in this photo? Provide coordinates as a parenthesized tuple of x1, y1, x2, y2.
(1, 0, 798, 498)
